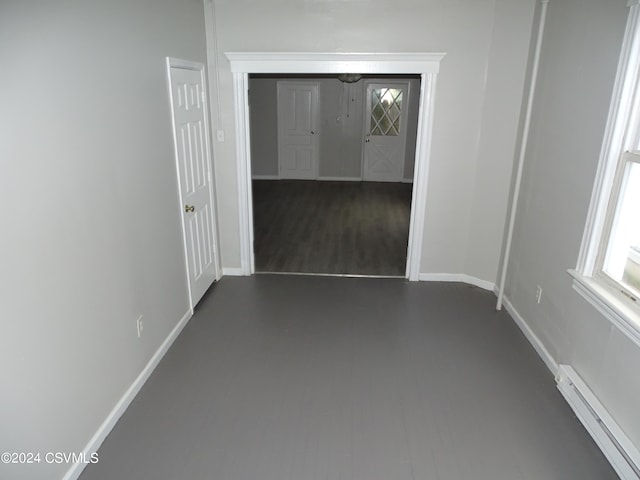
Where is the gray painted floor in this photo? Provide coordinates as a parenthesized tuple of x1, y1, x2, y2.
(252, 180, 411, 276)
(80, 276, 617, 480)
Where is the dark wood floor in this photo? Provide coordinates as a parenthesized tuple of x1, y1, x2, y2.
(80, 276, 617, 480)
(252, 180, 412, 276)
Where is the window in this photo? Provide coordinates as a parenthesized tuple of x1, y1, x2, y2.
(370, 88, 403, 136)
(596, 151, 640, 302)
(572, 3, 640, 344)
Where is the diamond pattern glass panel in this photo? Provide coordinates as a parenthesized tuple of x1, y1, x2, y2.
(370, 88, 403, 136)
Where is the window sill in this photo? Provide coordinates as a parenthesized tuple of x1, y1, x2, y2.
(568, 269, 640, 348)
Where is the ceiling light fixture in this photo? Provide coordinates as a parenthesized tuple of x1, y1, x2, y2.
(337, 73, 363, 83)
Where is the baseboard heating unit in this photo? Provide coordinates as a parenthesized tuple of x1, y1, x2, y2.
(556, 365, 640, 479)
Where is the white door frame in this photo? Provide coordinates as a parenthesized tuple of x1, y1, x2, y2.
(166, 57, 222, 311)
(226, 52, 445, 281)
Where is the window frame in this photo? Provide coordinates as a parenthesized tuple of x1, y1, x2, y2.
(593, 151, 640, 306)
(572, 2, 640, 348)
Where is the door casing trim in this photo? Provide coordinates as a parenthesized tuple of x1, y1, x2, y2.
(225, 52, 445, 280)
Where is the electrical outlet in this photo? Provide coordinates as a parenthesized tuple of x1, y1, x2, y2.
(535, 285, 543, 304)
(136, 315, 144, 338)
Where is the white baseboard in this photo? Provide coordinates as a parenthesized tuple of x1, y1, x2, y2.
(250, 176, 410, 183)
(252, 174, 279, 180)
(418, 273, 495, 292)
(252, 176, 363, 182)
(317, 176, 362, 182)
(222, 267, 245, 276)
(63, 309, 193, 480)
(501, 296, 558, 375)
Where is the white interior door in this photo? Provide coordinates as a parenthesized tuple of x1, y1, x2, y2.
(277, 82, 319, 179)
(167, 59, 219, 309)
(363, 82, 410, 182)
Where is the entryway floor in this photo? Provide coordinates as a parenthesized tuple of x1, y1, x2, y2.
(252, 180, 412, 276)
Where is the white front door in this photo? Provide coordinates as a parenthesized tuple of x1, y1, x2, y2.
(167, 59, 219, 309)
(363, 82, 410, 182)
(277, 82, 319, 179)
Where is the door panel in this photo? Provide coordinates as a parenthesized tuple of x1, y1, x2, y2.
(168, 62, 219, 308)
(278, 82, 319, 179)
(363, 83, 410, 182)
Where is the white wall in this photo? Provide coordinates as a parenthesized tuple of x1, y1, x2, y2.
(318, 78, 365, 179)
(466, 0, 537, 282)
(249, 77, 279, 177)
(0, 1, 207, 478)
(249, 77, 366, 179)
(206, 0, 536, 283)
(505, 0, 640, 450)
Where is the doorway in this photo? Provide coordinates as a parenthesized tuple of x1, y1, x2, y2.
(225, 52, 444, 280)
(250, 74, 419, 276)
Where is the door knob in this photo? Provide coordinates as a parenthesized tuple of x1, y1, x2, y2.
(310, 130, 316, 134)
(184, 205, 195, 213)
